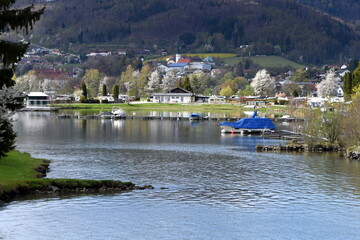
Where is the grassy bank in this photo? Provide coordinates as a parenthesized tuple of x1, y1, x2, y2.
(52, 102, 290, 115)
(0, 151, 147, 203)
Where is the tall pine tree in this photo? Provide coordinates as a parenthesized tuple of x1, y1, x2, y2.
(343, 72, 353, 101)
(0, 1, 44, 157)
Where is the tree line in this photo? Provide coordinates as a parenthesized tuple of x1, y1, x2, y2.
(26, 0, 360, 64)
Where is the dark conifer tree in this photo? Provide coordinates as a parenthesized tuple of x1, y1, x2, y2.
(182, 76, 193, 92)
(82, 83, 88, 99)
(343, 72, 353, 101)
(102, 84, 107, 96)
(113, 85, 119, 99)
(0, 1, 44, 158)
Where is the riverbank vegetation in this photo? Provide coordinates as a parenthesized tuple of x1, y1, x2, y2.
(301, 94, 360, 155)
(0, 151, 148, 204)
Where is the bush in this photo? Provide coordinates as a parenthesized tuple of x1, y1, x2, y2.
(80, 99, 100, 104)
(278, 99, 288, 105)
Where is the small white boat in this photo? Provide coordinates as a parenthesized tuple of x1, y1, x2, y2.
(111, 107, 126, 117)
(100, 112, 114, 119)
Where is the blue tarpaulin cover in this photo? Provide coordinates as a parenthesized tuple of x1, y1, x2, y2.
(190, 113, 201, 118)
(219, 111, 276, 130)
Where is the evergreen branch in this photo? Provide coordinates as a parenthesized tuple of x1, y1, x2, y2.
(0, 40, 28, 67)
(0, 0, 16, 11)
(0, 5, 45, 34)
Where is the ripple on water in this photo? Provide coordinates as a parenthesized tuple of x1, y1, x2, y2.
(6, 115, 360, 239)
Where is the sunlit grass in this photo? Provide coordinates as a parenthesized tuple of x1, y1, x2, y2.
(0, 151, 47, 191)
(224, 55, 306, 69)
(0, 151, 134, 201)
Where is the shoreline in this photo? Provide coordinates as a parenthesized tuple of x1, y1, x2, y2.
(0, 151, 153, 205)
(50, 102, 291, 115)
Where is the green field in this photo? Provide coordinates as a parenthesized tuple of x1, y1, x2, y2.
(224, 55, 306, 69)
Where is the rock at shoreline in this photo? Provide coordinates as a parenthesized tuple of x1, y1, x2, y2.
(256, 144, 344, 152)
(348, 151, 360, 160)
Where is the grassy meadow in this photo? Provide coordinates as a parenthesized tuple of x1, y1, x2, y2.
(150, 53, 305, 69)
(223, 55, 306, 69)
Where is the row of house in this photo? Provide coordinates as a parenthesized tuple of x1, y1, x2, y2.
(85, 48, 169, 57)
(156, 54, 215, 73)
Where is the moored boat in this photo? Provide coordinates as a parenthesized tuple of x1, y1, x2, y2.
(219, 111, 276, 134)
(100, 107, 126, 119)
(111, 107, 126, 117)
(189, 113, 201, 121)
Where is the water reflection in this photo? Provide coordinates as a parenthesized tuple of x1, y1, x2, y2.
(5, 112, 360, 239)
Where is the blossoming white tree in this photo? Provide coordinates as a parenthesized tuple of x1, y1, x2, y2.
(145, 70, 161, 94)
(250, 69, 275, 97)
(317, 69, 340, 98)
(160, 70, 177, 92)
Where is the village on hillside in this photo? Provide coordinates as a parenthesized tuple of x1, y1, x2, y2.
(18, 45, 355, 110)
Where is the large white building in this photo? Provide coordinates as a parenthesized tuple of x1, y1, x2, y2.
(26, 92, 50, 107)
(152, 87, 195, 103)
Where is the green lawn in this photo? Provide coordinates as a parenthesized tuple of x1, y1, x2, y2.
(54, 102, 249, 112)
(53, 102, 291, 116)
(0, 151, 135, 202)
(0, 151, 48, 191)
(224, 55, 306, 69)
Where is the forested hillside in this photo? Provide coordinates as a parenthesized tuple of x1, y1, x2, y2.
(297, 0, 360, 22)
(23, 0, 360, 64)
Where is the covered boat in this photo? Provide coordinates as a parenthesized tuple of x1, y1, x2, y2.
(219, 111, 276, 133)
(189, 113, 201, 121)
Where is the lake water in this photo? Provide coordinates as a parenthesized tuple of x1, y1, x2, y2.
(1, 111, 360, 239)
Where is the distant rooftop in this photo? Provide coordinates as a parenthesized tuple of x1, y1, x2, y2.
(168, 63, 188, 67)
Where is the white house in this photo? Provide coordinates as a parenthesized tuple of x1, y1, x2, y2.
(330, 97, 344, 103)
(307, 97, 328, 108)
(189, 62, 212, 71)
(25, 92, 50, 108)
(208, 95, 226, 104)
(167, 63, 189, 72)
(156, 64, 169, 72)
(86, 51, 112, 57)
(203, 56, 215, 66)
(152, 87, 195, 103)
(336, 86, 344, 97)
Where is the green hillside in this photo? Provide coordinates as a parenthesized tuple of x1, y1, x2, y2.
(224, 56, 306, 69)
(23, 0, 360, 64)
